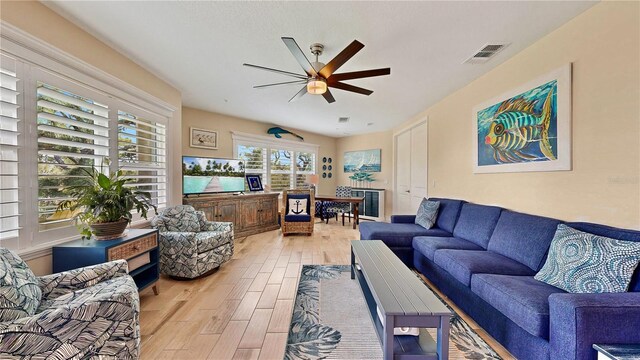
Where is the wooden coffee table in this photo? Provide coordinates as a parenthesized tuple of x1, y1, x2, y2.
(351, 240, 452, 360)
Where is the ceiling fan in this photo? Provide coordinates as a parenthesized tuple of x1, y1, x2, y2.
(243, 37, 391, 103)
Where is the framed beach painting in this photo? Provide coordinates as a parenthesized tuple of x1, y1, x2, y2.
(344, 149, 381, 173)
(473, 64, 572, 173)
(190, 127, 218, 149)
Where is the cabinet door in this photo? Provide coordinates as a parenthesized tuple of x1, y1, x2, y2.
(217, 202, 238, 224)
(241, 200, 261, 228)
(352, 190, 365, 216)
(365, 191, 379, 218)
(260, 198, 277, 225)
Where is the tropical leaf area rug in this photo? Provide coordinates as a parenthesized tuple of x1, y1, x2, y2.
(284, 265, 501, 360)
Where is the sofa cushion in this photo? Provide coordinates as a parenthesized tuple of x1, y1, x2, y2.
(568, 222, 640, 292)
(286, 194, 311, 214)
(359, 222, 450, 248)
(471, 274, 566, 339)
(453, 204, 503, 248)
(415, 199, 440, 229)
(0, 248, 42, 322)
(487, 210, 562, 271)
(535, 224, 640, 293)
(433, 249, 536, 286)
(428, 198, 465, 233)
(284, 214, 312, 223)
(413, 236, 483, 261)
(287, 198, 308, 215)
(195, 231, 233, 254)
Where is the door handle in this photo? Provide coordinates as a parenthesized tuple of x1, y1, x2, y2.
(405, 190, 411, 193)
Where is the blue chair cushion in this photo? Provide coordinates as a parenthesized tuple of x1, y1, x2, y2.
(453, 203, 503, 248)
(471, 274, 566, 339)
(412, 236, 483, 261)
(568, 222, 640, 292)
(433, 249, 536, 287)
(487, 210, 563, 271)
(284, 214, 311, 222)
(359, 222, 451, 248)
(428, 198, 465, 233)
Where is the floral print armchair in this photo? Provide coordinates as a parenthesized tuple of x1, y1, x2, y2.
(0, 248, 140, 359)
(151, 205, 234, 279)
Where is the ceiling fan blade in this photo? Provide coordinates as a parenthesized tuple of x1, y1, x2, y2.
(329, 68, 390, 82)
(254, 80, 307, 89)
(288, 85, 307, 102)
(322, 89, 336, 103)
(243, 63, 308, 80)
(282, 37, 318, 77)
(328, 81, 373, 96)
(318, 40, 365, 79)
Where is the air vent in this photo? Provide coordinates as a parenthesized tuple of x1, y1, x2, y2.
(338, 117, 350, 123)
(464, 43, 509, 64)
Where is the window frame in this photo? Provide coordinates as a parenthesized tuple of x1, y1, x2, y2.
(232, 131, 319, 192)
(1, 24, 176, 257)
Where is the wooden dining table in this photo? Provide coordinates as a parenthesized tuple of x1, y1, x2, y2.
(315, 195, 365, 229)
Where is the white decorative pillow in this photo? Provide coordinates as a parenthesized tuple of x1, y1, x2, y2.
(288, 198, 308, 215)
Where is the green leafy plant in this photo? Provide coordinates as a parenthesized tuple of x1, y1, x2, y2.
(57, 162, 157, 239)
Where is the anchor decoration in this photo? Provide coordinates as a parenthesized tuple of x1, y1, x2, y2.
(290, 200, 304, 214)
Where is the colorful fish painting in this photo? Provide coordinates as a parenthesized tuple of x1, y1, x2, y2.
(477, 80, 558, 166)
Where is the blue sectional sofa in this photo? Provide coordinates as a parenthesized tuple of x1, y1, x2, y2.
(359, 198, 640, 360)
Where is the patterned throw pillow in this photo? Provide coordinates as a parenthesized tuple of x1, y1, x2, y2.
(535, 224, 640, 293)
(288, 198, 308, 215)
(0, 248, 42, 321)
(415, 199, 440, 229)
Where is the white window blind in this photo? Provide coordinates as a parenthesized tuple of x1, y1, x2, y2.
(295, 151, 316, 188)
(237, 144, 267, 190)
(36, 82, 110, 229)
(270, 149, 293, 192)
(118, 111, 167, 209)
(0, 55, 22, 243)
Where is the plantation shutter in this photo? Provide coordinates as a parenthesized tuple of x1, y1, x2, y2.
(36, 82, 110, 229)
(295, 151, 316, 188)
(270, 149, 293, 192)
(0, 54, 22, 245)
(237, 144, 267, 190)
(118, 111, 167, 209)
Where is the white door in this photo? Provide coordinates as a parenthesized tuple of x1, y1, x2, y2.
(395, 130, 412, 214)
(395, 122, 427, 215)
(410, 123, 427, 210)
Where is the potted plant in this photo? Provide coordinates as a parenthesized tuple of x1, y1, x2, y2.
(57, 163, 157, 240)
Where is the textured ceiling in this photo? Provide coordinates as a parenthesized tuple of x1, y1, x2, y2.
(45, 1, 596, 137)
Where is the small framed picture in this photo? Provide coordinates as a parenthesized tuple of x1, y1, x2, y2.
(190, 127, 218, 149)
(246, 174, 264, 192)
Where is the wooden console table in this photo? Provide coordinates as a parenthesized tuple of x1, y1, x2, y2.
(183, 192, 280, 237)
(315, 195, 365, 229)
(53, 228, 159, 295)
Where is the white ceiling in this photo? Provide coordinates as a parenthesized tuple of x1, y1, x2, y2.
(45, 1, 596, 137)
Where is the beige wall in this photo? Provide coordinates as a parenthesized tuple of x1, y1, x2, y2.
(182, 107, 338, 193)
(1, 1, 183, 272)
(397, 2, 640, 229)
(336, 131, 394, 219)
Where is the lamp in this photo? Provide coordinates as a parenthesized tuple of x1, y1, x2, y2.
(306, 78, 327, 95)
(306, 174, 320, 193)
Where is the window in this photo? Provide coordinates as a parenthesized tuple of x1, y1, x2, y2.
(36, 82, 110, 230)
(0, 54, 22, 246)
(0, 38, 174, 252)
(118, 111, 167, 209)
(233, 132, 318, 192)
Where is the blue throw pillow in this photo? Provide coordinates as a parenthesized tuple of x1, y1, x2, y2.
(535, 224, 640, 293)
(415, 199, 440, 229)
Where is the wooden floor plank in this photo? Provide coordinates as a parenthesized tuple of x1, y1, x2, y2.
(207, 320, 249, 359)
(258, 333, 288, 360)
(238, 308, 273, 349)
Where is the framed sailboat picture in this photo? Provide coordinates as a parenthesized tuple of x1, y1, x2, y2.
(472, 64, 572, 173)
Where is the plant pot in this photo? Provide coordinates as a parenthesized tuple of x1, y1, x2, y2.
(90, 218, 129, 240)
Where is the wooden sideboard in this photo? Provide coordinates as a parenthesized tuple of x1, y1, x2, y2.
(183, 192, 280, 237)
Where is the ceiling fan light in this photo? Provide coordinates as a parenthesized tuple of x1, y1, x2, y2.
(307, 78, 327, 95)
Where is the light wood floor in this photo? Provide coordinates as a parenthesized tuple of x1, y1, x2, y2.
(139, 220, 514, 360)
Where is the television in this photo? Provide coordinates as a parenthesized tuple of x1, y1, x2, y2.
(182, 156, 245, 195)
